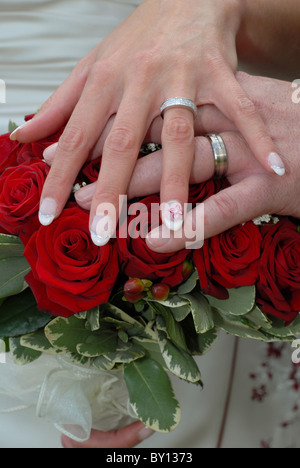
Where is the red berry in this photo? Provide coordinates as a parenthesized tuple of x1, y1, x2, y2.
(124, 278, 145, 295)
(182, 259, 193, 280)
(124, 292, 144, 304)
(151, 284, 170, 301)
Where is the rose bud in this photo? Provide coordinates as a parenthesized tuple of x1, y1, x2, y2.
(151, 284, 170, 301)
(182, 258, 194, 280)
(124, 278, 145, 295)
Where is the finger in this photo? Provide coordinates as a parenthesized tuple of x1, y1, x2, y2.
(61, 422, 154, 449)
(44, 104, 234, 166)
(212, 67, 286, 176)
(10, 50, 97, 143)
(75, 131, 255, 209)
(89, 91, 152, 246)
(38, 65, 117, 226)
(146, 173, 273, 253)
(160, 107, 195, 232)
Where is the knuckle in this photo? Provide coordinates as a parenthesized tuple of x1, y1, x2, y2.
(234, 96, 256, 118)
(105, 127, 137, 155)
(164, 116, 194, 142)
(88, 60, 115, 88)
(163, 172, 186, 190)
(94, 187, 120, 208)
(58, 126, 87, 153)
(203, 48, 225, 75)
(212, 192, 240, 221)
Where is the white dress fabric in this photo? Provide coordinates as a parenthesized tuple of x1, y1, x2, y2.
(0, 0, 299, 449)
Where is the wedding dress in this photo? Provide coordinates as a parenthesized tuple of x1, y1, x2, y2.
(0, 0, 299, 449)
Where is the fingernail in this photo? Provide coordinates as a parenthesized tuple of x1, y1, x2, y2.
(146, 225, 171, 249)
(162, 200, 183, 232)
(10, 122, 29, 141)
(91, 214, 113, 247)
(43, 143, 58, 163)
(39, 198, 57, 226)
(139, 426, 155, 442)
(268, 152, 286, 176)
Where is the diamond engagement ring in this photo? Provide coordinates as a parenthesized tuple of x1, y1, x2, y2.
(160, 97, 198, 119)
(206, 134, 228, 179)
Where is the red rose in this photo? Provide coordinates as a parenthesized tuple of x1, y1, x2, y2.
(209, 222, 262, 289)
(188, 178, 230, 205)
(0, 161, 49, 235)
(21, 204, 118, 317)
(0, 133, 19, 172)
(81, 157, 101, 183)
(117, 195, 190, 287)
(193, 244, 228, 300)
(256, 219, 300, 323)
(15, 128, 64, 166)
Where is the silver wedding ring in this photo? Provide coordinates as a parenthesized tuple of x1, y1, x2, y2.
(160, 97, 198, 119)
(206, 134, 228, 179)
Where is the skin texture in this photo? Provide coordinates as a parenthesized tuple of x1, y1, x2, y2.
(10, 0, 285, 245)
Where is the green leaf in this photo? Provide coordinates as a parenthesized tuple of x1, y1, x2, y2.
(104, 303, 145, 332)
(205, 286, 256, 317)
(147, 295, 190, 308)
(86, 306, 100, 331)
(9, 336, 41, 365)
(133, 336, 167, 370)
(177, 270, 199, 295)
(151, 303, 189, 352)
(8, 120, 19, 133)
(93, 355, 115, 371)
(181, 292, 214, 334)
(246, 306, 272, 330)
(0, 256, 31, 299)
(20, 329, 59, 354)
(171, 304, 191, 322)
(191, 328, 220, 356)
(118, 329, 129, 343)
(0, 289, 51, 338)
(0, 235, 25, 259)
(124, 358, 181, 433)
(213, 309, 272, 341)
(105, 341, 145, 364)
(157, 329, 202, 383)
(45, 316, 118, 357)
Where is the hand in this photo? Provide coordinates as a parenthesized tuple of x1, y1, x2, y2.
(61, 421, 154, 449)
(10, 0, 282, 246)
(74, 73, 300, 252)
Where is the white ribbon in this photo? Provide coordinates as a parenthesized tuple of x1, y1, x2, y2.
(0, 354, 137, 442)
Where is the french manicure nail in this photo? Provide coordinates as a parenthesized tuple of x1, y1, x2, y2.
(38, 198, 57, 226)
(162, 200, 183, 232)
(9, 122, 29, 141)
(91, 214, 112, 247)
(268, 152, 286, 176)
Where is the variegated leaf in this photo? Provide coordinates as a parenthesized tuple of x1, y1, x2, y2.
(9, 336, 41, 365)
(124, 358, 181, 433)
(157, 329, 201, 384)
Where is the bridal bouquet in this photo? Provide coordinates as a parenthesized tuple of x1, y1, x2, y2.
(0, 117, 300, 439)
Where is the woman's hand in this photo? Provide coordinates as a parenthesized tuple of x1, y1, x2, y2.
(10, 0, 282, 246)
(62, 421, 154, 449)
(74, 73, 300, 252)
